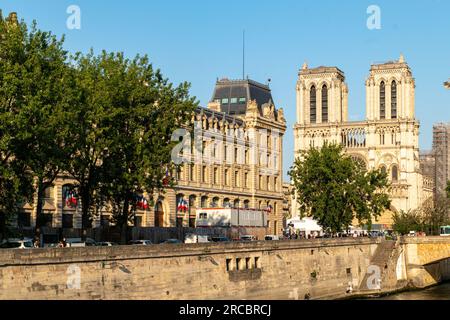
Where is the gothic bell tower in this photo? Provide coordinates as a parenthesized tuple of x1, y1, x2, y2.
(296, 63, 348, 125)
(365, 54, 416, 121)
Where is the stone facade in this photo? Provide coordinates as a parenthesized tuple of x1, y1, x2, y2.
(0, 238, 380, 300)
(1, 237, 449, 300)
(160, 79, 287, 235)
(293, 56, 431, 228)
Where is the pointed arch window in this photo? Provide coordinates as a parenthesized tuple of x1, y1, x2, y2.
(391, 165, 398, 182)
(391, 80, 397, 119)
(380, 81, 386, 119)
(310, 86, 316, 123)
(321, 84, 328, 123)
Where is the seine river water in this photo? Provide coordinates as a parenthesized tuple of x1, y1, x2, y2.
(374, 282, 450, 300)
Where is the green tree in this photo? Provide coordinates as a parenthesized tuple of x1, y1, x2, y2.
(392, 209, 422, 235)
(0, 12, 68, 236)
(63, 51, 197, 238)
(61, 50, 120, 233)
(95, 52, 197, 242)
(420, 196, 450, 235)
(13, 23, 70, 232)
(289, 143, 391, 233)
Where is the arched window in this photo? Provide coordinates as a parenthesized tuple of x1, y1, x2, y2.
(243, 200, 250, 209)
(189, 195, 196, 211)
(200, 196, 208, 208)
(380, 81, 386, 119)
(380, 165, 387, 175)
(223, 198, 230, 208)
(233, 199, 240, 208)
(310, 86, 316, 123)
(212, 197, 219, 208)
(321, 85, 328, 123)
(391, 165, 398, 182)
(391, 80, 397, 119)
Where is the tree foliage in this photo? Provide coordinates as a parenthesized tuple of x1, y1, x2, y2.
(0, 12, 198, 238)
(64, 51, 197, 233)
(393, 196, 450, 235)
(289, 143, 391, 233)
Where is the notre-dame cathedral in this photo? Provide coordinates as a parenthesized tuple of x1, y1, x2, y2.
(293, 55, 433, 228)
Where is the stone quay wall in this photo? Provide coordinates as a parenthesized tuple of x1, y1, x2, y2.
(0, 238, 381, 300)
(402, 237, 450, 289)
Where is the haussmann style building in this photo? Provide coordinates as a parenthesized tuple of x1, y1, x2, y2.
(16, 78, 287, 236)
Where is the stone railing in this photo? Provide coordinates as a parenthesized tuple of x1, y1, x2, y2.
(338, 122, 367, 149)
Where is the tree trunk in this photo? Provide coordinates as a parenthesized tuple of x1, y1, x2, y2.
(0, 211, 5, 240)
(80, 187, 92, 241)
(35, 178, 45, 240)
(120, 193, 130, 245)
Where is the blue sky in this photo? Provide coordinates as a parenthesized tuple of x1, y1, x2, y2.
(2, 0, 450, 181)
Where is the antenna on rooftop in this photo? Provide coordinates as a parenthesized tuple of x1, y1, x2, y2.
(242, 29, 245, 80)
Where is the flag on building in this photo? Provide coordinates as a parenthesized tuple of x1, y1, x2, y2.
(64, 189, 77, 208)
(135, 194, 150, 210)
(177, 198, 188, 212)
(162, 166, 170, 186)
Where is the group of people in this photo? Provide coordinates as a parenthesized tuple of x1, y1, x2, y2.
(32, 237, 68, 248)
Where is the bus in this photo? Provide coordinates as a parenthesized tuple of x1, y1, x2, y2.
(440, 226, 450, 237)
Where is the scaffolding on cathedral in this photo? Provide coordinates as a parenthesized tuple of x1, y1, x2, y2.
(432, 123, 450, 197)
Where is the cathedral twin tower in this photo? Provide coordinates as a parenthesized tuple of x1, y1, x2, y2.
(293, 55, 431, 227)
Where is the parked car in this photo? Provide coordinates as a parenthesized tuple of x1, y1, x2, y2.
(159, 239, 182, 244)
(239, 235, 256, 241)
(65, 238, 97, 247)
(210, 236, 230, 242)
(264, 235, 280, 241)
(368, 231, 384, 238)
(129, 240, 153, 245)
(0, 238, 34, 249)
(44, 243, 59, 248)
(97, 241, 118, 246)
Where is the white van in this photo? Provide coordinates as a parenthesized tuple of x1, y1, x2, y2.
(184, 233, 210, 244)
(264, 235, 280, 241)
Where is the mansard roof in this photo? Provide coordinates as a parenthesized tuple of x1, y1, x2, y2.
(210, 78, 275, 116)
(195, 106, 244, 126)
